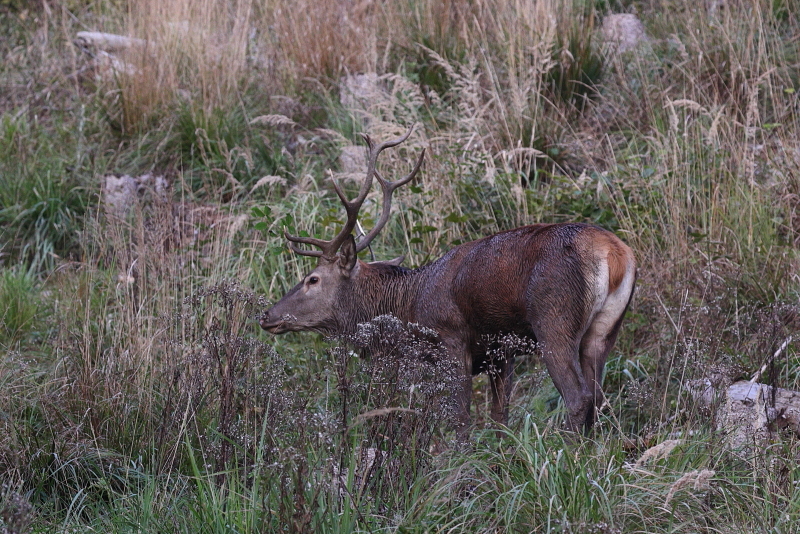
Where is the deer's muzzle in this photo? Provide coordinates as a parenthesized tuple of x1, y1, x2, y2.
(259, 311, 290, 334)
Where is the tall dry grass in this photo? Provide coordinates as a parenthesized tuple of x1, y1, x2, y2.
(1, 0, 799, 531)
(262, 0, 377, 84)
(597, 0, 799, 288)
(113, 0, 254, 131)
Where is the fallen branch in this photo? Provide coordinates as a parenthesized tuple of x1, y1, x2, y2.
(750, 336, 793, 384)
(74, 31, 146, 53)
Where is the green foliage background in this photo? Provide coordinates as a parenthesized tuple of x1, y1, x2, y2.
(0, 0, 798, 531)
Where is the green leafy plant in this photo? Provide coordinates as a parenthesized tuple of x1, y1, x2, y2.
(0, 266, 40, 347)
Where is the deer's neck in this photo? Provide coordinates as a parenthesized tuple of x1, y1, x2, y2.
(335, 262, 428, 333)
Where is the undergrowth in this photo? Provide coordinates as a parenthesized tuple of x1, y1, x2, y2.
(1, 0, 798, 532)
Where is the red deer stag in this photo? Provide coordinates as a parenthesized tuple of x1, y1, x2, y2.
(260, 126, 636, 434)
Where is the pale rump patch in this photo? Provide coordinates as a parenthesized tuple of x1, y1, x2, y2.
(581, 229, 634, 294)
(606, 240, 632, 294)
(591, 233, 636, 340)
(575, 227, 636, 344)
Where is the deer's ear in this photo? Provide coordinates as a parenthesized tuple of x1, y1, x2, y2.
(374, 255, 405, 267)
(338, 234, 358, 273)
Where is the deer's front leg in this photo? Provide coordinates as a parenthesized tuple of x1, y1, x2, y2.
(442, 337, 473, 440)
(489, 353, 514, 427)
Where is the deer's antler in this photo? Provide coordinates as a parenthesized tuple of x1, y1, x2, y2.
(285, 125, 424, 260)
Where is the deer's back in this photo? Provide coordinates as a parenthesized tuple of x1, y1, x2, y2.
(416, 223, 626, 336)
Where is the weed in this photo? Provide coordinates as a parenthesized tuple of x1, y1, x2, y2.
(0, 489, 34, 534)
(165, 281, 278, 477)
(0, 114, 90, 270)
(337, 316, 459, 492)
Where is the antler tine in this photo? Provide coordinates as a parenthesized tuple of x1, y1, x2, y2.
(284, 228, 325, 257)
(284, 162, 374, 259)
(355, 146, 425, 253)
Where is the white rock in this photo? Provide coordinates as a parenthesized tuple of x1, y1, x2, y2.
(601, 14, 649, 55)
(103, 175, 138, 219)
(102, 174, 169, 218)
(340, 145, 367, 174)
(340, 73, 381, 111)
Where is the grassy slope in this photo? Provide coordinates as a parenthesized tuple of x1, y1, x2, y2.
(1, 0, 799, 532)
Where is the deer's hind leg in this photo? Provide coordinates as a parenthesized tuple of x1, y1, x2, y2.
(578, 319, 621, 429)
(526, 284, 596, 433)
(538, 335, 593, 433)
(579, 283, 636, 428)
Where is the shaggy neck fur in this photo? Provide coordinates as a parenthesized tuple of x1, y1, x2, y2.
(331, 261, 430, 334)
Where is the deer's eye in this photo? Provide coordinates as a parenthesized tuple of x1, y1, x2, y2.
(308, 276, 320, 285)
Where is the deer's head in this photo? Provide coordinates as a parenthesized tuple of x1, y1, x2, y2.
(259, 126, 424, 335)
